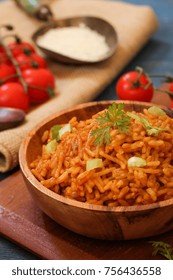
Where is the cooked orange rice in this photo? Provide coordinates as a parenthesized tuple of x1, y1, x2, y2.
(30, 105, 173, 206)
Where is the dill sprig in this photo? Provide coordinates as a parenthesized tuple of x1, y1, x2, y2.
(149, 241, 173, 260)
(91, 103, 130, 145)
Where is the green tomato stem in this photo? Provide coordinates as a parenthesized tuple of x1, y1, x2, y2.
(149, 74, 173, 82)
(156, 88, 173, 98)
(0, 33, 28, 93)
(0, 74, 18, 85)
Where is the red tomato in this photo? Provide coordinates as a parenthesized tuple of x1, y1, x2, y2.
(0, 53, 11, 65)
(169, 82, 173, 93)
(170, 99, 173, 109)
(15, 53, 47, 70)
(116, 71, 154, 102)
(169, 84, 173, 106)
(21, 68, 55, 104)
(8, 41, 35, 57)
(0, 83, 30, 111)
(0, 64, 17, 84)
(0, 45, 5, 53)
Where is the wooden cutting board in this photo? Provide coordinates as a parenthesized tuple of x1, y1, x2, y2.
(1, 170, 173, 260)
(0, 85, 173, 260)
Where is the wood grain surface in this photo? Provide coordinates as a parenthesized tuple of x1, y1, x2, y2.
(1, 170, 173, 260)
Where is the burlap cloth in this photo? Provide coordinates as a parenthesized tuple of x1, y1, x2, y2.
(0, 0, 158, 172)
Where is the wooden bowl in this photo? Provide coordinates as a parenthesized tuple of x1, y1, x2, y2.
(19, 100, 173, 240)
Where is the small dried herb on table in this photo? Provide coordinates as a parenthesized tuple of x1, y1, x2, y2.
(149, 241, 173, 260)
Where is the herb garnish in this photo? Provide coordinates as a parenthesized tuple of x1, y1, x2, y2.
(149, 241, 173, 260)
(127, 111, 163, 136)
(91, 103, 130, 145)
(91, 103, 165, 146)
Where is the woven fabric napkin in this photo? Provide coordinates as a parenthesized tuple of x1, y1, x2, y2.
(0, 0, 158, 172)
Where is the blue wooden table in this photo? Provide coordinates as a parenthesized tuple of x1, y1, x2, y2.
(0, 0, 173, 260)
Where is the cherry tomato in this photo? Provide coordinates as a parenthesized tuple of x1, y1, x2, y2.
(0, 64, 17, 84)
(170, 99, 173, 109)
(116, 71, 154, 102)
(15, 53, 47, 70)
(169, 82, 173, 93)
(8, 41, 35, 57)
(169, 82, 173, 108)
(0, 82, 30, 111)
(0, 53, 11, 65)
(0, 45, 5, 53)
(21, 68, 55, 104)
(169, 83, 173, 107)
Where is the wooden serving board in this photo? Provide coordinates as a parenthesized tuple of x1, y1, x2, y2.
(1, 170, 173, 260)
(0, 86, 173, 260)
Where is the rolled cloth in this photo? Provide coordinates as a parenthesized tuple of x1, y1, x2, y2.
(0, 0, 159, 172)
